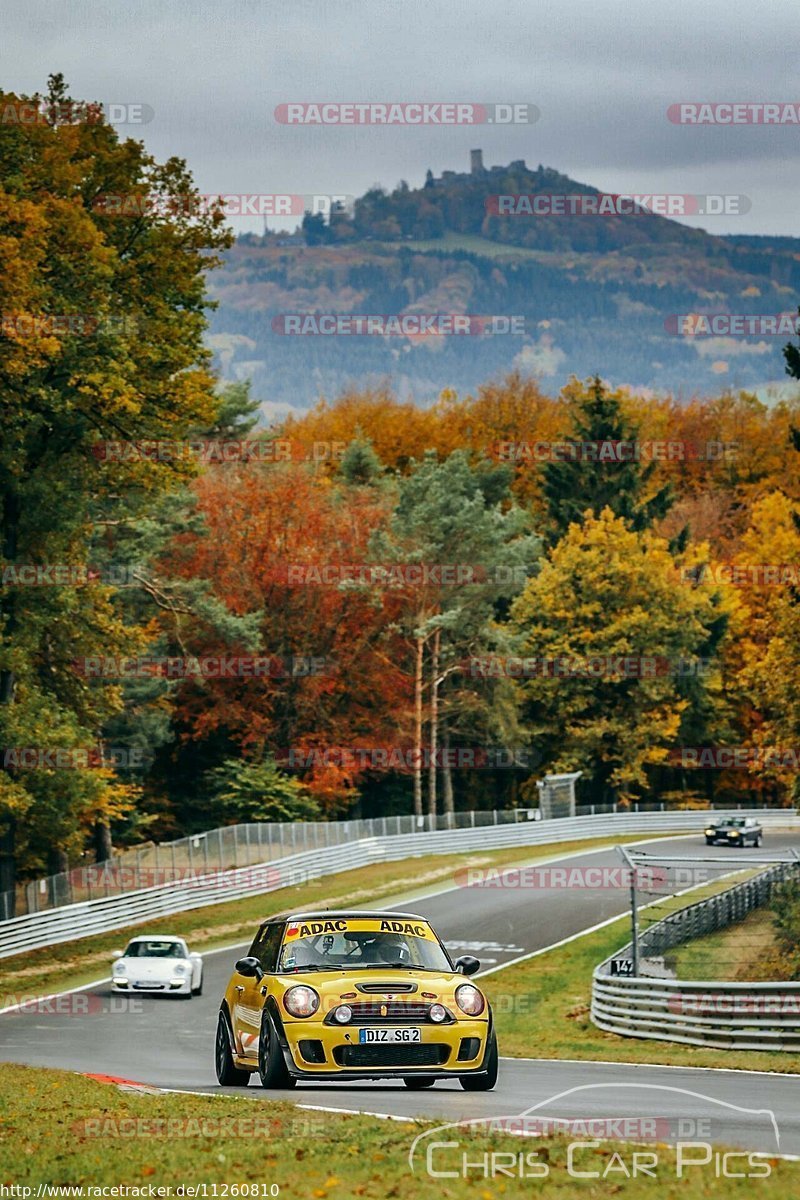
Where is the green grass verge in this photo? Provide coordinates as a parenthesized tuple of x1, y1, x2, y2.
(669, 907, 797, 983)
(0, 834, 668, 1001)
(0, 1063, 796, 1196)
(489, 891, 800, 1073)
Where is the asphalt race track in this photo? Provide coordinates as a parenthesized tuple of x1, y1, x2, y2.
(2, 833, 799, 1156)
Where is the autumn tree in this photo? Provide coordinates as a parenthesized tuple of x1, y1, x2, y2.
(159, 462, 408, 821)
(729, 491, 800, 804)
(510, 508, 734, 805)
(371, 451, 539, 817)
(0, 76, 230, 899)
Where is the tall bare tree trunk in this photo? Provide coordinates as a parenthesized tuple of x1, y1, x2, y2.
(427, 628, 440, 820)
(94, 820, 113, 863)
(413, 636, 424, 820)
(0, 818, 15, 919)
(442, 727, 454, 825)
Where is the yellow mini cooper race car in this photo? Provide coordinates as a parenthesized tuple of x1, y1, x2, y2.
(215, 910, 498, 1090)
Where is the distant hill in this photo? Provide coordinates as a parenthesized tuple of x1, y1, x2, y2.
(206, 155, 800, 409)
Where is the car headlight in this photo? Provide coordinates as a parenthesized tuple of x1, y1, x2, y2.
(705, 829, 715, 836)
(113, 962, 128, 975)
(429, 1003, 447, 1023)
(729, 830, 740, 837)
(332, 1004, 352, 1024)
(455, 984, 485, 1016)
(283, 985, 320, 1018)
(173, 963, 188, 975)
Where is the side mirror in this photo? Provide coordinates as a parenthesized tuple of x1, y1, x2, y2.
(111, 949, 123, 959)
(455, 955, 481, 976)
(235, 956, 264, 981)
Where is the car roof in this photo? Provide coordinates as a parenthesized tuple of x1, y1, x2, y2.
(278, 910, 428, 922)
(127, 934, 184, 942)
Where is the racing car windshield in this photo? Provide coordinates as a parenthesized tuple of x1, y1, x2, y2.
(277, 918, 452, 973)
(124, 940, 184, 958)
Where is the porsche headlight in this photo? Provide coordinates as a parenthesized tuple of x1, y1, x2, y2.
(283, 985, 320, 1018)
(113, 961, 128, 976)
(455, 984, 485, 1016)
(173, 963, 188, 975)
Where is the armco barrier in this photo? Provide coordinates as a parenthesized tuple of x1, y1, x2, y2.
(11, 800, 770, 917)
(592, 856, 800, 1052)
(591, 975, 800, 1052)
(16, 808, 542, 916)
(1, 809, 798, 960)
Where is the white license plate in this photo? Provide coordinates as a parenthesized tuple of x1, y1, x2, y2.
(358, 1027, 422, 1044)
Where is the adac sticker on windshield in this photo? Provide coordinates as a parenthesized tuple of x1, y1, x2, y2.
(282, 918, 437, 943)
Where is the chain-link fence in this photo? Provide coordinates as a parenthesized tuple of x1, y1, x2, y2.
(593, 846, 800, 1051)
(609, 846, 800, 980)
(1, 798, 786, 921)
(6, 807, 543, 917)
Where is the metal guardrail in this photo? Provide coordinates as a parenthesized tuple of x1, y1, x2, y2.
(592, 976, 800, 1052)
(1, 808, 797, 960)
(5, 798, 771, 918)
(592, 857, 800, 1051)
(9, 808, 545, 917)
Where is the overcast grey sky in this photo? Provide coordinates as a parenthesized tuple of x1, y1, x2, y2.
(4, 0, 799, 235)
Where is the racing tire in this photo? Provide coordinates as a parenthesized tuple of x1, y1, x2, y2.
(403, 1076, 436, 1089)
(459, 1032, 498, 1092)
(215, 1011, 250, 1087)
(192, 974, 203, 997)
(754, 836, 761, 848)
(258, 1011, 296, 1089)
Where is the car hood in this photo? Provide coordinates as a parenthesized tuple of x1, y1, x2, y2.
(275, 967, 480, 1007)
(117, 958, 188, 980)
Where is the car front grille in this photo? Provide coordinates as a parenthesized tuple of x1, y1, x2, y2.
(334, 1043, 449, 1068)
(324, 1002, 453, 1024)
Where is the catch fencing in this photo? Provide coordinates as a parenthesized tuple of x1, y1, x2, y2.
(592, 853, 800, 1051)
(1, 808, 797, 960)
(2, 798, 770, 919)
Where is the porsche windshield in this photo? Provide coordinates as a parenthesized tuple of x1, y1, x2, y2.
(277, 923, 452, 972)
(125, 940, 185, 958)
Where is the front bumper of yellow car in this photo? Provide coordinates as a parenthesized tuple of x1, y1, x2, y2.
(254, 1006, 493, 1081)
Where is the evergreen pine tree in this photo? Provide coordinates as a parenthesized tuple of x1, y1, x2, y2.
(542, 376, 673, 543)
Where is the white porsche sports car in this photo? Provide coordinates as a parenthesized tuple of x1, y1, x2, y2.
(111, 935, 203, 998)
